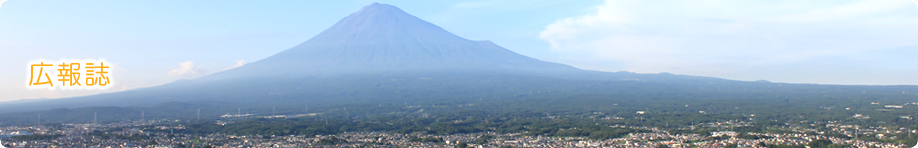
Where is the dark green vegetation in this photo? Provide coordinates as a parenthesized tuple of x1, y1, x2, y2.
(455, 142, 470, 148)
(475, 135, 493, 144)
(409, 136, 443, 143)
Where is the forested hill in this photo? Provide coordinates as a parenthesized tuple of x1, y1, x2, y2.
(1, 73, 917, 126)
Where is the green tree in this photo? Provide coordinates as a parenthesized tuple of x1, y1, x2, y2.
(455, 142, 469, 148)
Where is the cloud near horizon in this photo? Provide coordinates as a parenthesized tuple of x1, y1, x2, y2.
(232, 60, 246, 69)
(168, 61, 207, 79)
(540, 0, 918, 83)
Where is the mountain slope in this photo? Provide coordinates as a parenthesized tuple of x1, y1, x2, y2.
(207, 3, 579, 80)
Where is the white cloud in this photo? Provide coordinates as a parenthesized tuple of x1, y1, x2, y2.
(232, 60, 246, 68)
(168, 61, 207, 79)
(540, 0, 918, 77)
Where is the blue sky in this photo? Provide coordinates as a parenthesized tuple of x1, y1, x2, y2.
(1, 0, 917, 102)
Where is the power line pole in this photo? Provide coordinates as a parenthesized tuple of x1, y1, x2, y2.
(855, 127, 859, 139)
(94, 112, 97, 124)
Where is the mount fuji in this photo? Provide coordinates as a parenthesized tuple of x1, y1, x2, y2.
(5, 3, 906, 125)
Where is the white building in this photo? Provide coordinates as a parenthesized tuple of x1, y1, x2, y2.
(885, 105, 903, 108)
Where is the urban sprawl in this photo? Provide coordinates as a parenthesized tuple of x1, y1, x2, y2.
(1, 119, 913, 148)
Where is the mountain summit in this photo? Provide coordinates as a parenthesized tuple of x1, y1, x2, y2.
(217, 3, 576, 78)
